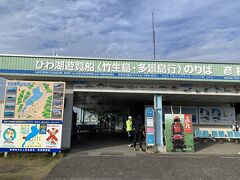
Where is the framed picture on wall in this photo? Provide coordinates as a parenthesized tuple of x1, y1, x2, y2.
(198, 106, 235, 125)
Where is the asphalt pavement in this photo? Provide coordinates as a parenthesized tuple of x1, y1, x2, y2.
(47, 153, 240, 180)
(47, 131, 240, 180)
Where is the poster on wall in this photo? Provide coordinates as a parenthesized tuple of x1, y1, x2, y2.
(199, 107, 211, 124)
(165, 114, 194, 152)
(83, 111, 98, 125)
(0, 80, 65, 153)
(198, 106, 235, 125)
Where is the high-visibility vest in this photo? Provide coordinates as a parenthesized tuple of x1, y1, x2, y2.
(126, 119, 133, 132)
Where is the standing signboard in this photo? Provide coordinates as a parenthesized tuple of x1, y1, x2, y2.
(165, 114, 194, 152)
(145, 107, 155, 146)
(0, 80, 65, 152)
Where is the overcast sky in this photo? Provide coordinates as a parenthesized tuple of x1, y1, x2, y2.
(0, 0, 240, 63)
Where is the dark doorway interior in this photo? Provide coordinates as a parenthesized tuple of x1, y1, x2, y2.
(71, 92, 154, 152)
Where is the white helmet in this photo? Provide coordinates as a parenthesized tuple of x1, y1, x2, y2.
(128, 116, 132, 119)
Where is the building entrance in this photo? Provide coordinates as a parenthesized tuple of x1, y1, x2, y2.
(70, 92, 154, 153)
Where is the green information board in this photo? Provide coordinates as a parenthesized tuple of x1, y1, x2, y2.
(0, 55, 240, 82)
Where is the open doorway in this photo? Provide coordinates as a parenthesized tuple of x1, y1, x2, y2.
(71, 92, 154, 153)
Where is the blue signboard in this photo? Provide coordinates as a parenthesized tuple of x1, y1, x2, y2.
(147, 133, 155, 145)
(0, 148, 60, 152)
(146, 107, 154, 117)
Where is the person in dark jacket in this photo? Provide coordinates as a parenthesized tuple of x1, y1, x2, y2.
(133, 115, 143, 151)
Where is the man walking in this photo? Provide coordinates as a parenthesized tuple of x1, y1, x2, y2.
(133, 115, 143, 151)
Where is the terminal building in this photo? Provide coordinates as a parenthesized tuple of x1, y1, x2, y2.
(0, 54, 239, 152)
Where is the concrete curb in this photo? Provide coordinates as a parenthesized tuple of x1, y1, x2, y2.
(66, 150, 240, 158)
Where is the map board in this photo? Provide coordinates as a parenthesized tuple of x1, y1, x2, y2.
(0, 81, 65, 152)
(3, 81, 65, 120)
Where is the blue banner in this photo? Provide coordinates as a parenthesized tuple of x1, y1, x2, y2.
(2, 120, 63, 124)
(0, 148, 60, 152)
(1, 69, 240, 81)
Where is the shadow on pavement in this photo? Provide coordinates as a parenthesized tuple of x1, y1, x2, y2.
(194, 140, 216, 152)
(70, 131, 240, 155)
(70, 130, 141, 153)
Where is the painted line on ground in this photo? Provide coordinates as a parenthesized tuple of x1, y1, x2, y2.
(220, 156, 240, 159)
(154, 155, 206, 159)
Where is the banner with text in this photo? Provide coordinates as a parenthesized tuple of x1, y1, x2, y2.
(1, 56, 240, 82)
(0, 81, 65, 152)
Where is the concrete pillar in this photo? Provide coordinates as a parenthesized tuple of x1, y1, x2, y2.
(61, 82, 74, 150)
(154, 94, 164, 152)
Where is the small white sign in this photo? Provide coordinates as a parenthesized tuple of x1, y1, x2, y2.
(147, 117, 154, 127)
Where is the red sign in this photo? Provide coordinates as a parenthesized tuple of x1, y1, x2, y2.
(147, 127, 154, 133)
(184, 114, 192, 134)
(46, 128, 59, 145)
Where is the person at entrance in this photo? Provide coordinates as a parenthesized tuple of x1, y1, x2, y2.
(133, 115, 143, 151)
(126, 116, 133, 147)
